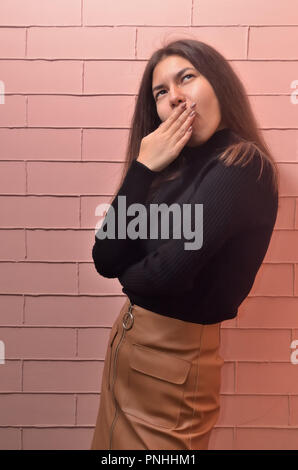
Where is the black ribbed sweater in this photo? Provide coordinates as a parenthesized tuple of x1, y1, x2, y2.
(92, 128, 278, 324)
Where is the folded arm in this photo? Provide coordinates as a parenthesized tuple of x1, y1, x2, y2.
(92, 159, 158, 278)
(118, 157, 277, 296)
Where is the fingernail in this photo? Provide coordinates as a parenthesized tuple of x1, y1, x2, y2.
(191, 102, 196, 108)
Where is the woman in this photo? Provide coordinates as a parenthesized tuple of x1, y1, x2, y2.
(90, 39, 279, 450)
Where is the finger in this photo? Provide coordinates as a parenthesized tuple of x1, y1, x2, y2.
(174, 123, 193, 155)
(161, 103, 187, 131)
(181, 110, 196, 132)
(172, 123, 193, 156)
(173, 112, 196, 145)
(170, 106, 195, 136)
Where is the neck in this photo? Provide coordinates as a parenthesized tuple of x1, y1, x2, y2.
(184, 128, 235, 157)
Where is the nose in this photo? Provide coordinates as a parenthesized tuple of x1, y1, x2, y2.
(171, 99, 189, 113)
(175, 101, 194, 116)
(168, 86, 188, 110)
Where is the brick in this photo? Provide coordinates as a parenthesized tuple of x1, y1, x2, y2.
(0, 60, 82, 93)
(0, 196, 80, 228)
(193, 0, 298, 26)
(0, 129, 81, 161)
(27, 27, 135, 59)
(0, 0, 81, 26)
(83, 0, 191, 26)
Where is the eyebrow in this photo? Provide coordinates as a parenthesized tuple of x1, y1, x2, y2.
(152, 67, 196, 95)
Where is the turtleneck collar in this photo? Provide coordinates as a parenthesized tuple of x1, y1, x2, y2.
(182, 127, 236, 161)
(159, 127, 239, 180)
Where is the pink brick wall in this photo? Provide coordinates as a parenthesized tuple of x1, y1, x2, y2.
(0, 0, 297, 450)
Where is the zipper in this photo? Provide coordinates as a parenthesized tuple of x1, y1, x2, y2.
(108, 300, 134, 450)
(108, 326, 119, 391)
(108, 326, 126, 450)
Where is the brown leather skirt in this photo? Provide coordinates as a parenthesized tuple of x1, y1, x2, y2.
(90, 296, 224, 450)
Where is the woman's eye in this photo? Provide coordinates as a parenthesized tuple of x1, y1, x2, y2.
(183, 74, 194, 80)
(155, 74, 194, 100)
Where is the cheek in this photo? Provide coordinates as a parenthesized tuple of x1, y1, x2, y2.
(195, 81, 219, 114)
(205, 97, 221, 119)
(155, 104, 166, 122)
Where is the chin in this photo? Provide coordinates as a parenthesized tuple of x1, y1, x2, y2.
(188, 128, 202, 144)
(187, 135, 202, 148)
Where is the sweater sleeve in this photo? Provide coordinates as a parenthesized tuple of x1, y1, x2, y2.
(118, 156, 278, 296)
(92, 159, 158, 278)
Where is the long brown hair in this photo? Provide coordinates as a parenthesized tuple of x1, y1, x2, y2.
(112, 38, 279, 204)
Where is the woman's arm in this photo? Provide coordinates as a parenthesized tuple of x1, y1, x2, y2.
(92, 159, 158, 278)
(118, 157, 278, 296)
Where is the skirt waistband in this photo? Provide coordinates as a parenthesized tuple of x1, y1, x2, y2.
(116, 297, 222, 363)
